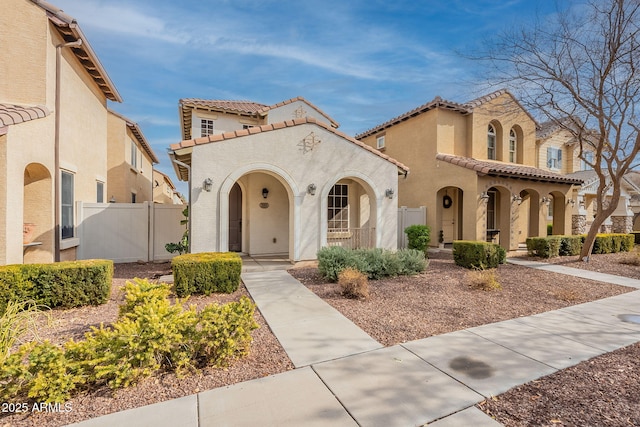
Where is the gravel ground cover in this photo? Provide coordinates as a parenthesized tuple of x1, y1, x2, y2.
(2, 250, 639, 426)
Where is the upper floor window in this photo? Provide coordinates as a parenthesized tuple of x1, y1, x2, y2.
(509, 129, 517, 163)
(487, 124, 496, 160)
(130, 140, 138, 168)
(547, 147, 562, 170)
(376, 135, 386, 150)
(581, 151, 594, 170)
(201, 119, 214, 137)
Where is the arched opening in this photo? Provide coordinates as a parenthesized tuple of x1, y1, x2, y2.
(437, 186, 463, 244)
(548, 191, 567, 235)
(488, 121, 503, 161)
(23, 163, 53, 263)
(325, 177, 376, 249)
(519, 188, 541, 240)
(485, 186, 511, 248)
(510, 125, 524, 164)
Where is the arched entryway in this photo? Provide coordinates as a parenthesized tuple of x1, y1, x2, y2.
(228, 171, 291, 257)
(515, 188, 541, 244)
(547, 191, 567, 235)
(437, 186, 463, 244)
(23, 163, 52, 263)
(485, 186, 512, 248)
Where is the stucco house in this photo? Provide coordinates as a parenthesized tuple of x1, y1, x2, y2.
(169, 97, 409, 261)
(536, 119, 639, 234)
(356, 89, 583, 250)
(0, 0, 125, 264)
(107, 110, 159, 204)
(153, 169, 184, 205)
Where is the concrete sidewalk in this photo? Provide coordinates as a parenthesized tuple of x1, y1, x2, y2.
(70, 260, 640, 427)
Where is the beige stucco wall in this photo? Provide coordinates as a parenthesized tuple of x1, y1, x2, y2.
(107, 112, 153, 203)
(191, 111, 261, 138)
(153, 170, 176, 204)
(188, 123, 399, 260)
(267, 100, 331, 126)
(0, 0, 113, 264)
(0, 0, 48, 104)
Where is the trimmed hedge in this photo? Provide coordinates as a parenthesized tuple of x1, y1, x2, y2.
(404, 225, 431, 254)
(317, 247, 427, 282)
(526, 233, 634, 258)
(172, 252, 242, 297)
(0, 260, 113, 314)
(452, 241, 506, 269)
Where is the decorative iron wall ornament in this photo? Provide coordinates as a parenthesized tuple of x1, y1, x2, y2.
(298, 132, 321, 153)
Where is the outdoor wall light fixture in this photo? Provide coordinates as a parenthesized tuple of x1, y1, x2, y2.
(568, 199, 576, 206)
(203, 178, 213, 192)
(480, 192, 490, 202)
(512, 195, 523, 205)
(307, 183, 316, 195)
(262, 188, 269, 199)
(385, 188, 395, 199)
(542, 196, 551, 206)
(109, 196, 116, 203)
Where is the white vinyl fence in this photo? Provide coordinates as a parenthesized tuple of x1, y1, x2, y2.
(397, 206, 427, 249)
(76, 202, 185, 263)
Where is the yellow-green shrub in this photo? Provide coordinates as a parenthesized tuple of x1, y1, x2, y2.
(453, 241, 506, 269)
(0, 260, 113, 314)
(466, 269, 502, 291)
(172, 252, 242, 297)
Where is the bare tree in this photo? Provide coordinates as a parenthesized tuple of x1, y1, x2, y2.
(480, 0, 640, 260)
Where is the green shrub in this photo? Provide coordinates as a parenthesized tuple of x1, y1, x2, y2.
(620, 234, 635, 252)
(317, 247, 428, 282)
(0, 341, 83, 403)
(547, 224, 553, 235)
(592, 233, 634, 254)
(396, 249, 428, 275)
(2, 279, 259, 403)
(0, 260, 112, 315)
(453, 241, 506, 269)
(593, 234, 613, 254)
(404, 224, 431, 254)
(559, 235, 584, 256)
(172, 252, 242, 297)
(526, 237, 561, 258)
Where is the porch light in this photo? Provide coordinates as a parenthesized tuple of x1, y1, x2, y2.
(512, 195, 523, 205)
(542, 196, 551, 206)
(385, 188, 395, 199)
(203, 178, 213, 192)
(307, 183, 316, 195)
(262, 188, 269, 199)
(480, 192, 490, 202)
(109, 196, 116, 203)
(567, 199, 576, 207)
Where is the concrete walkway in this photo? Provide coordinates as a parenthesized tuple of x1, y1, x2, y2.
(70, 259, 640, 427)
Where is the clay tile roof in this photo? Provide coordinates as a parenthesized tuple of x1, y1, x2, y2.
(179, 99, 268, 115)
(170, 117, 409, 180)
(0, 103, 51, 126)
(436, 153, 583, 185)
(258, 96, 340, 128)
(30, 0, 122, 102)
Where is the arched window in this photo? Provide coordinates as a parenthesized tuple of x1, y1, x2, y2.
(487, 124, 496, 160)
(509, 129, 517, 163)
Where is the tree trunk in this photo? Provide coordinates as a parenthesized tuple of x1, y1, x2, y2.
(579, 189, 621, 261)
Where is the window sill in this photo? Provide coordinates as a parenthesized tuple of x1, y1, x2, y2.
(60, 237, 79, 250)
(129, 166, 139, 174)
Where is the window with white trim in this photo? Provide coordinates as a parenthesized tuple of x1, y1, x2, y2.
(487, 124, 496, 160)
(130, 140, 138, 168)
(581, 151, 594, 170)
(201, 119, 214, 137)
(328, 184, 349, 231)
(96, 181, 104, 203)
(509, 129, 517, 163)
(376, 135, 386, 150)
(547, 147, 562, 170)
(61, 171, 74, 239)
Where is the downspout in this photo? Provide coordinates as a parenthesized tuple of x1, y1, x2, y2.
(54, 38, 83, 262)
(171, 158, 191, 253)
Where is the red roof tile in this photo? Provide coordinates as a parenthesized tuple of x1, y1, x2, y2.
(0, 103, 50, 126)
(170, 117, 409, 175)
(179, 99, 267, 115)
(436, 153, 583, 184)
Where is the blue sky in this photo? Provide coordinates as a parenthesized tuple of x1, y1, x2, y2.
(51, 0, 574, 195)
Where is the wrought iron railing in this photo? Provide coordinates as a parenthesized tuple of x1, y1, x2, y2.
(327, 227, 375, 249)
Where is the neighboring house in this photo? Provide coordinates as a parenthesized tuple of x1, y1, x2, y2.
(169, 97, 409, 261)
(0, 0, 123, 264)
(153, 169, 182, 204)
(537, 119, 638, 234)
(107, 110, 159, 203)
(356, 90, 582, 250)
